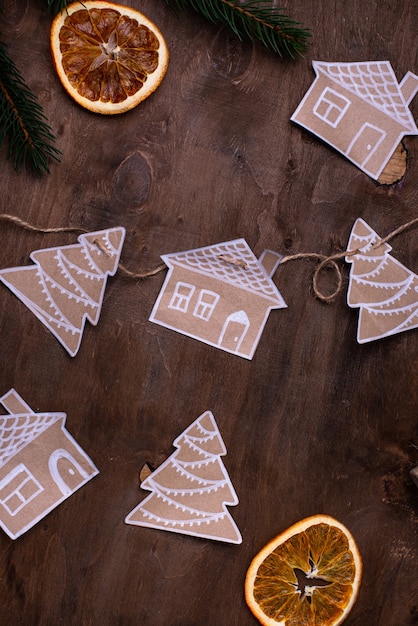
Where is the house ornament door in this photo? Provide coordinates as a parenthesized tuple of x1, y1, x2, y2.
(346, 122, 385, 171)
(218, 310, 250, 354)
(48, 449, 89, 496)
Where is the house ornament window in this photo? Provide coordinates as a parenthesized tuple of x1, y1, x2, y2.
(0, 463, 44, 516)
(193, 289, 220, 321)
(168, 281, 195, 312)
(314, 87, 351, 128)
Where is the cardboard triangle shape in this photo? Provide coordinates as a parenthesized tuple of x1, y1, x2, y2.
(346, 218, 418, 342)
(125, 411, 242, 544)
(0, 227, 126, 356)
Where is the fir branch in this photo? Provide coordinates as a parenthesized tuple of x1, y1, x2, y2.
(0, 36, 61, 175)
(43, 0, 69, 16)
(165, 0, 311, 58)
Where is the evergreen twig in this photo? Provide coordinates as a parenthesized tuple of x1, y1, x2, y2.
(165, 0, 311, 58)
(0, 36, 61, 175)
(44, 0, 69, 16)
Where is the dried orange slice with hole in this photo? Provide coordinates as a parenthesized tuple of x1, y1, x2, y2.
(245, 514, 362, 626)
(50, 1, 169, 114)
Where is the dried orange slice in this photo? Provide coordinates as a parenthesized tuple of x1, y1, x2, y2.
(245, 515, 362, 626)
(50, 1, 169, 114)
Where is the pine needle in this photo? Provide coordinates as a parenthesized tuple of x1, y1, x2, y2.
(0, 36, 61, 175)
(165, 0, 311, 58)
(43, 0, 70, 16)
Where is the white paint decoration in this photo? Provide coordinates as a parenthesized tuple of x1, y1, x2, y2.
(0, 389, 98, 540)
(291, 60, 418, 179)
(125, 411, 242, 544)
(149, 238, 287, 359)
(0, 227, 126, 356)
(346, 218, 418, 343)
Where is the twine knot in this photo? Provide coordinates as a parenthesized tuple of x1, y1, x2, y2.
(280, 216, 418, 302)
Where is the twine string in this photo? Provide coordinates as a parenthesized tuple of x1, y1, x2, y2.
(280, 216, 418, 301)
(0, 213, 88, 235)
(117, 261, 166, 279)
(218, 254, 250, 270)
(0, 213, 417, 295)
(0, 213, 165, 280)
(92, 238, 111, 256)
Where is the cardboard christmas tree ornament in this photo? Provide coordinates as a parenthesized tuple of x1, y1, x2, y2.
(0, 227, 125, 356)
(125, 411, 242, 544)
(346, 218, 418, 343)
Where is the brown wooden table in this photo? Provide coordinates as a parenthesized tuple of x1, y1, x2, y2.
(1, 1, 418, 624)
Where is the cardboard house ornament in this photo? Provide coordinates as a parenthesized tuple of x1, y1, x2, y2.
(0, 227, 126, 356)
(0, 389, 98, 539)
(291, 61, 418, 180)
(149, 238, 287, 359)
(346, 218, 418, 343)
(125, 411, 242, 544)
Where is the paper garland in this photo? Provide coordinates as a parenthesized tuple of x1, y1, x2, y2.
(148, 225, 417, 350)
(0, 220, 416, 354)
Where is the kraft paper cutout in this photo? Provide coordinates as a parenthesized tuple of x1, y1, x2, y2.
(149, 239, 287, 359)
(0, 227, 126, 356)
(346, 218, 418, 343)
(125, 411, 242, 544)
(291, 60, 418, 180)
(0, 389, 98, 539)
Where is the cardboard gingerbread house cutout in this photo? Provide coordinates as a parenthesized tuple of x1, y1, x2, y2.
(346, 218, 418, 343)
(291, 61, 418, 180)
(0, 227, 125, 356)
(149, 239, 287, 359)
(0, 389, 98, 539)
(125, 411, 242, 544)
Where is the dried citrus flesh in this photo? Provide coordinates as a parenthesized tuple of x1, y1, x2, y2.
(50, 1, 169, 114)
(245, 515, 362, 626)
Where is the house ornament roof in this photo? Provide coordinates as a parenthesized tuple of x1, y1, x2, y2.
(313, 60, 418, 133)
(0, 413, 61, 468)
(161, 239, 284, 304)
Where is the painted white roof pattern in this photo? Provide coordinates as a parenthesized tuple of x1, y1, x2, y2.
(314, 60, 418, 132)
(0, 413, 60, 468)
(162, 239, 285, 304)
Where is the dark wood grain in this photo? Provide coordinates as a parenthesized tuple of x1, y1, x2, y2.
(1, 1, 418, 624)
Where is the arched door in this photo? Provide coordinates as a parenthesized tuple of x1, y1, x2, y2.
(218, 310, 250, 354)
(49, 448, 89, 496)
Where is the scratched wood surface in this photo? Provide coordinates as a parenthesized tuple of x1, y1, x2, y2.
(1, 1, 418, 624)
